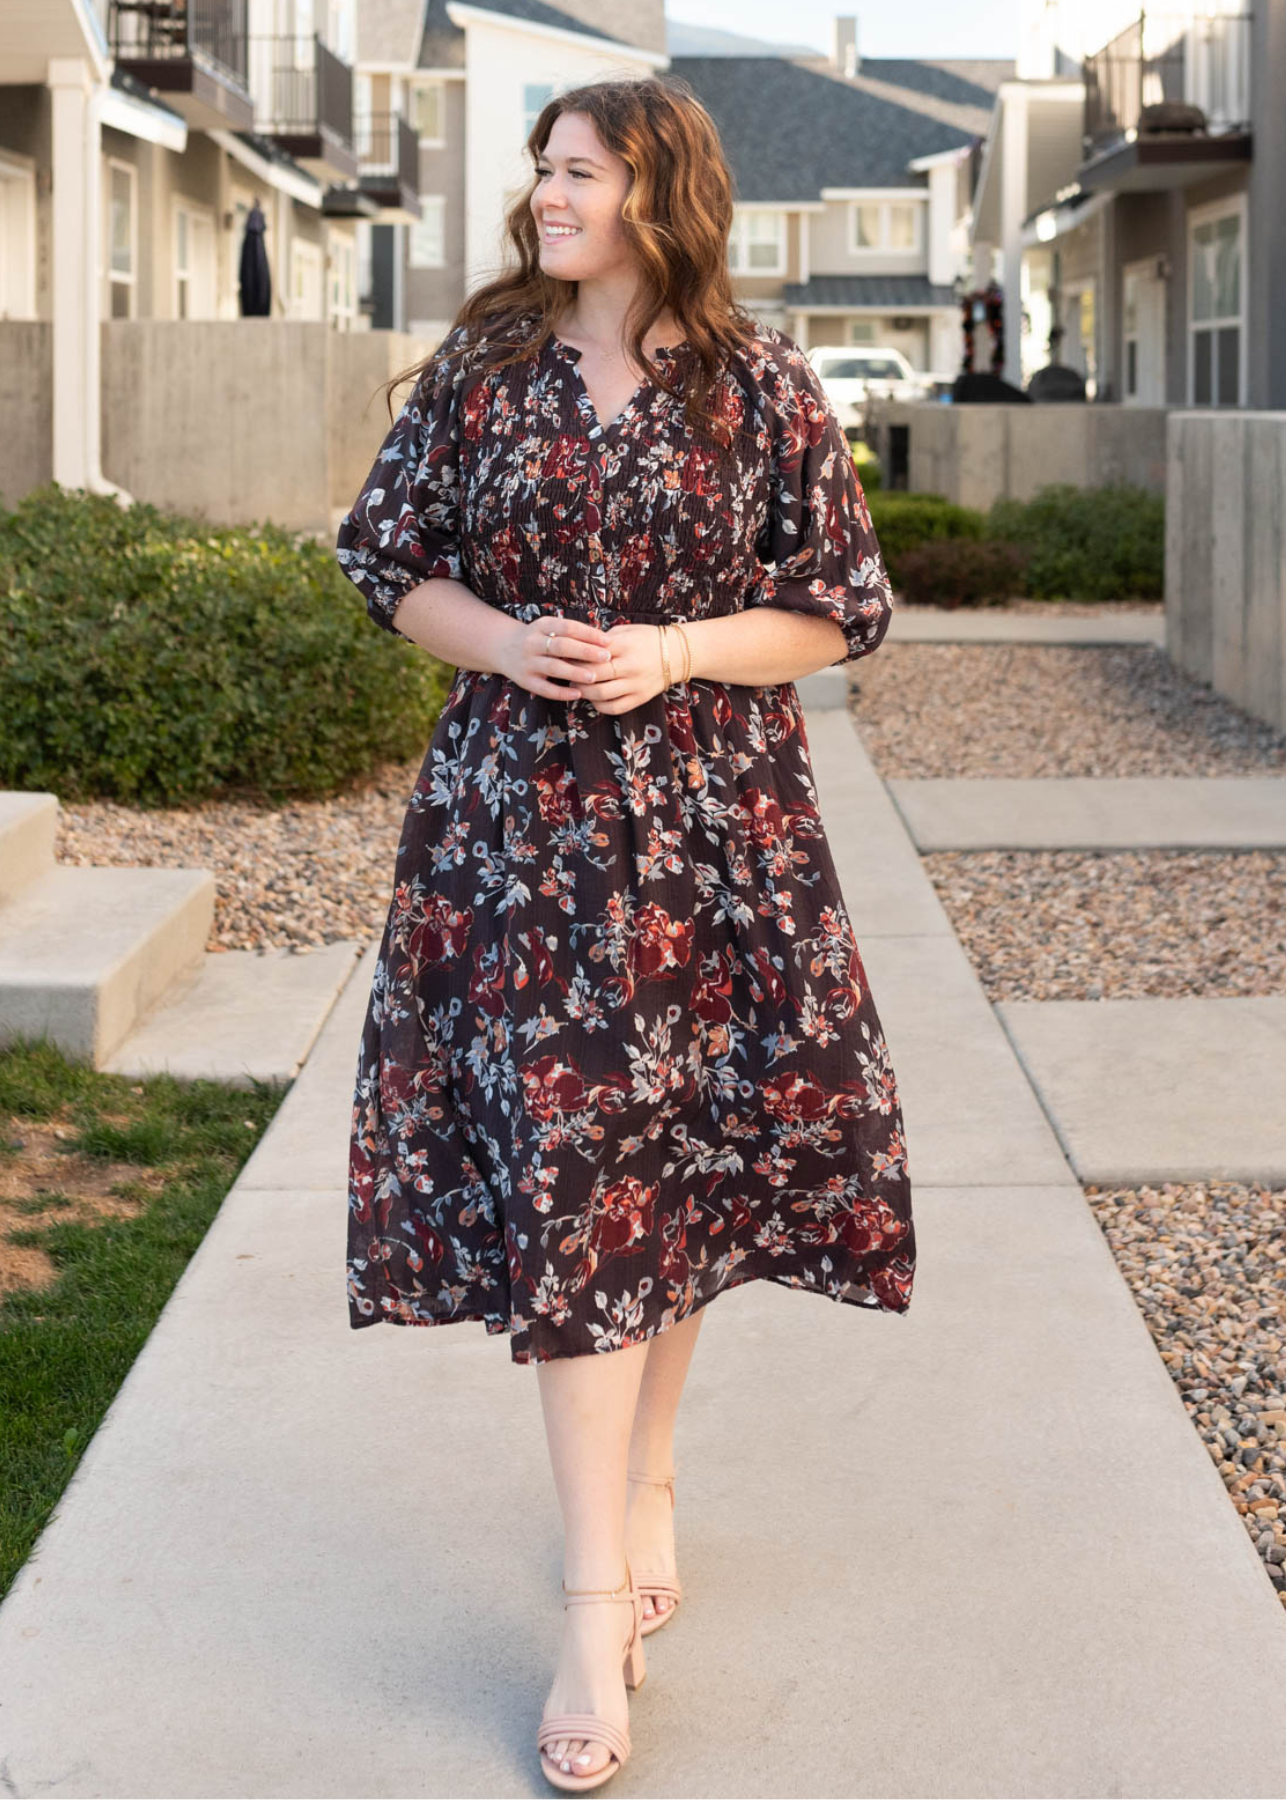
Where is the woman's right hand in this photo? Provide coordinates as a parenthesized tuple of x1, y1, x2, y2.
(500, 614, 619, 702)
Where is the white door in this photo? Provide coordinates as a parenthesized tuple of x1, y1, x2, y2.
(1123, 260, 1166, 405)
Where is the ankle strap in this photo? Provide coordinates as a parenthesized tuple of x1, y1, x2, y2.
(627, 1468, 675, 1486)
(562, 1564, 630, 1597)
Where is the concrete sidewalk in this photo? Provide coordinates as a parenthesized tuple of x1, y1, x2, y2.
(887, 607, 1165, 645)
(887, 775, 1286, 850)
(1, 683, 1285, 1797)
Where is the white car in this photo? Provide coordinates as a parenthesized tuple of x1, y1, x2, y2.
(806, 345, 933, 422)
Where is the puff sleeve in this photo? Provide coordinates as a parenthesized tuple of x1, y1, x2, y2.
(335, 322, 471, 639)
(747, 330, 894, 665)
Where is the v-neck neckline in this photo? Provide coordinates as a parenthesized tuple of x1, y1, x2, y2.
(549, 333, 689, 440)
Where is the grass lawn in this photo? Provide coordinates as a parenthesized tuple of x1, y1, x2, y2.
(0, 1036, 287, 1602)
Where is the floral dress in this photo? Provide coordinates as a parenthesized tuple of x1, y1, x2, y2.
(335, 312, 916, 1363)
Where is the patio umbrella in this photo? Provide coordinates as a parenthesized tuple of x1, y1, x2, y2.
(238, 198, 272, 317)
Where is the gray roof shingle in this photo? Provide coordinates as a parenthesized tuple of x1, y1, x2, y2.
(669, 54, 1001, 198)
(783, 275, 959, 308)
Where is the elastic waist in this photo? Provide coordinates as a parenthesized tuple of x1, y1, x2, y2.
(488, 597, 743, 628)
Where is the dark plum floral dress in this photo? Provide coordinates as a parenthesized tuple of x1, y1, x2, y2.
(335, 311, 916, 1363)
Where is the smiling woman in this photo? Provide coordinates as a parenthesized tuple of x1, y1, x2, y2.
(334, 72, 913, 1795)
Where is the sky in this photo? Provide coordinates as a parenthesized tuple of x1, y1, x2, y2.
(665, 0, 1019, 61)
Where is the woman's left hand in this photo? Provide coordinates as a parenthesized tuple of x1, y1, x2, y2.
(562, 624, 674, 713)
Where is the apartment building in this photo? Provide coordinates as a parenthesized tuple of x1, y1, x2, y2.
(972, 0, 1286, 407)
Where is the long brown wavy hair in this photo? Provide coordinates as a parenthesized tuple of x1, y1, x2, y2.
(381, 74, 761, 450)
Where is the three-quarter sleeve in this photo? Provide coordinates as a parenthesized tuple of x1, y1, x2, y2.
(335, 322, 471, 639)
(747, 331, 894, 665)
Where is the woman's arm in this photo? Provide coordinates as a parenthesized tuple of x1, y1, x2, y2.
(384, 575, 619, 701)
(679, 607, 848, 687)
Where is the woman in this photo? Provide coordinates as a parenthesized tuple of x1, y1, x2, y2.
(335, 74, 916, 1793)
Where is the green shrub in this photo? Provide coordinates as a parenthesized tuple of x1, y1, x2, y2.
(0, 483, 453, 807)
(897, 539, 1030, 608)
(984, 482, 1164, 600)
(865, 491, 986, 590)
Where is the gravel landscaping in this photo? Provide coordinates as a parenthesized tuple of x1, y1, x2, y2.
(53, 758, 422, 953)
(922, 849, 1286, 1001)
(848, 642, 1286, 777)
(1087, 1179, 1286, 1611)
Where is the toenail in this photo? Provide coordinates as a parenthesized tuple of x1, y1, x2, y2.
(576, 1753, 593, 1764)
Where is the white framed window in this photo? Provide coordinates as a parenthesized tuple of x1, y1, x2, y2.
(728, 209, 785, 276)
(106, 159, 137, 319)
(409, 194, 445, 269)
(523, 82, 554, 142)
(327, 228, 356, 329)
(410, 79, 445, 145)
(849, 198, 922, 253)
(1187, 194, 1245, 407)
(847, 318, 877, 343)
(173, 199, 216, 319)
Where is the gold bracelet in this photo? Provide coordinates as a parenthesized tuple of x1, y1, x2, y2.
(657, 623, 673, 688)
(672, 621, 692, 684)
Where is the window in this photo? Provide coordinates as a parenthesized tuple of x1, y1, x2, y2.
(411, 80, 444, 144)
(1188, 199, 1244, 406)
(728, 210, 785, 276)
(847, 319, 876, 344)
(523, 83, 554, 142)
(848, 198, 922, 254)
(410, 194, 445, 269)
(107, 160, 136, 319)
(174, 201, 216, 319)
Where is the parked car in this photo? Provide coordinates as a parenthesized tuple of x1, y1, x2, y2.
(806, 345, 935, 426)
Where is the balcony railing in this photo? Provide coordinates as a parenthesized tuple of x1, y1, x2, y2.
(248, 32, 353, 150)
(355, 110, 419, 190)
(109, 0, 249, 88)
(1084, 10, 1252, 152)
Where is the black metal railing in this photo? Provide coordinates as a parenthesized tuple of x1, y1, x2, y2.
(249, 32, 353, 148)
(108, 0, 249, 87)
(1084, 10, 1252, 152)
(354, 110, 420, 191)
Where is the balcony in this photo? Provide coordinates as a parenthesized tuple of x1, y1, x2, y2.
(355, 111, 422, 222)
(1079, 10, 1253, 193)
(108, 0, 254, 132)
(248, 33, 357, 183)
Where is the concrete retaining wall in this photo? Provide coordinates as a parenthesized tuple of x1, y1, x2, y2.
(0, 323, 53, 507)
(1165, 411, 1286, 733)
(0, 321, 441, 534)
(864, 401, 1168, 511)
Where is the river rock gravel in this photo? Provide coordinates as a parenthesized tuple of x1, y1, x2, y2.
(920, 848, 1286, 1001)
(1087, 1179, 1286, 1611)
(848, 642, 1286, 777)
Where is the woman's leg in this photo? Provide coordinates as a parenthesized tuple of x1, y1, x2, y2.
(626, 1309, 705, 1622)
(537, 1338, 650, 1779)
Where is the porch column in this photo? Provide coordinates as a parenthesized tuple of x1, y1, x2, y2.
(47, 56, 129, 499)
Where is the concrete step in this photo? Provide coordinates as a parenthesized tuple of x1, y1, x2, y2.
(0, 864, 215, 1066)
(103, 940, 369, 1087)
(0, 791, 58, 903)
(888, 775, 1286, 850)
(888, 606, 1167, 645)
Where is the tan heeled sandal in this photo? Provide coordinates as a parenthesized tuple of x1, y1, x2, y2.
(626, 1468, 684, 1636)
(537, 1560, 646, 1792)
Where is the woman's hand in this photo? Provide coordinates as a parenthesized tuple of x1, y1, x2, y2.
(561, 623, 671, 715)
(499, 614, 618, 702)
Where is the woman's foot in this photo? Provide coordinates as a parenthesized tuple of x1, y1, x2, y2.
(625, 1473, 678, 1626)
(540, 1584, 634, 1781)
